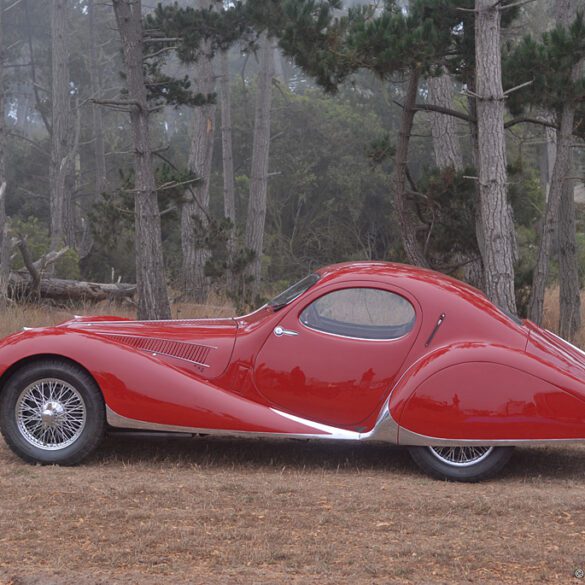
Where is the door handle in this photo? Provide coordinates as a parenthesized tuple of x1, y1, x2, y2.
(274, 326, 299, 337)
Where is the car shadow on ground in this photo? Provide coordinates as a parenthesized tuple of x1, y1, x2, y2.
(88, 433, 585, 481)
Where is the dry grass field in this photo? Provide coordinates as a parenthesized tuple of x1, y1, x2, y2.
(0, 291, 585, 585)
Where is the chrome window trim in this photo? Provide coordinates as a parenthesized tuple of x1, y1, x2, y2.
(298, 320, 412, 343)
(297, 286, 416, 342)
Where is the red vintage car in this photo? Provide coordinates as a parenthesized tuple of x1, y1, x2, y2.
(0, 261, 584, 481)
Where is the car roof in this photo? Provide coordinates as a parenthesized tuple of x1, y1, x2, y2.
(313, 261, 523, 335)
(316, 261, 486, 300)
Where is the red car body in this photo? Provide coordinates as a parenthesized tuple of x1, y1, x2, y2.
(1, 261, 585, 447)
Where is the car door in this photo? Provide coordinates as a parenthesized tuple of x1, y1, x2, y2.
(253, 282, 421, 428)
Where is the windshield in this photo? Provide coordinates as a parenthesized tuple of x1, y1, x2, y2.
(268, 273, 320, 310)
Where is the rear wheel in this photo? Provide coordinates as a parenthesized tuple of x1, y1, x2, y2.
(408, 445, 514, 482)
(0, 360, 105, 465)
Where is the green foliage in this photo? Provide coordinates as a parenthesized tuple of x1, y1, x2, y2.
(416, 167, 479, 260)
(508, 167, 544, 228)
(55, 249, 82, 280)
(11, 217, 50, 271)
(367, 133, 395, 165)
(503, 12, 585, 115)
(11, 217, 80, 280)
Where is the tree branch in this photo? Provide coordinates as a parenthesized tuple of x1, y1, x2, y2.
(504, 116, 558, 130)
(503, 79, 533, 96)
(92, 98, 141, 110)
(410, 102, 475, 124)
(497, 0, 537, 10)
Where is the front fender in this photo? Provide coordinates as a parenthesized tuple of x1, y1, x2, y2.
(389, 343, 585, 441)
(0, 328, 334, 436)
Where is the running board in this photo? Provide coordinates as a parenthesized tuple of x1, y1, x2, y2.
(106, 406, 585, 446)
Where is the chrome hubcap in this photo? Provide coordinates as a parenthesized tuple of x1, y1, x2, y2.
(429, 446, 494, 467)
(15, 378, 86, 451)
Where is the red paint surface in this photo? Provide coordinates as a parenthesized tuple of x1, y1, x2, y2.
(0, 261, 584, 442)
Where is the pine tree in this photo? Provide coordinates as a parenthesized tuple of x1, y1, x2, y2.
(504, 9, 585, 329)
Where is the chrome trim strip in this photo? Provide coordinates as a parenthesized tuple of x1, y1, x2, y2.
(397, 425, 585, 446)
(98, 333, 218, 351)
(106, 406, 365, 441)
(270, 409, 362, 439)
(107, 405, 585, 447)
(299, 319, 412, 343)
(145, 350, 210, 368)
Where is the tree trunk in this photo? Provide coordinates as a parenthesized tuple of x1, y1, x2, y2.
(558, 159, 581, 339)
(539, 116, 557, 200)
(50, 0, 75, 251)
(528, 0, 582, 327)
(391, 69, 429, 268)
(273, 42, 287, 84)
(220, 49, 236, 283)
(428, 71, 485, 289)
(465, 85, 486, 291)
(88, 0, 107, 199)
(112, 0, 171, 320)
(529, 109, 577, 323)
(0, 0, 9, 304)
(556, 0, 582, 339)
(244, 33, 274, 295)
(475, 0, 517, 313)
(181, 0, 216, 302)
(427, 71, 463, 171)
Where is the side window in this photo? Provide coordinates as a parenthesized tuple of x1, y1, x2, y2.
(299, 288, 416, 340)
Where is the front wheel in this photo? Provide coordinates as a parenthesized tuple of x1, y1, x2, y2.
(0, 360, 105, 465)
(408, 445, 514, 482)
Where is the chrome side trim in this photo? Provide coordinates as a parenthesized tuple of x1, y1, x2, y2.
(141, 351, 210, 368)
(106, 406, 365, 441)
(397, 425, 585, 446)
(269, 409, 362, 439)
(106, 405, 585, 446)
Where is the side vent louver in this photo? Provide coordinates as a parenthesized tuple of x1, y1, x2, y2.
(101, 334, 213, 368)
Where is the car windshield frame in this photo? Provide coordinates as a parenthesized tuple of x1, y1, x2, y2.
(268, 273, 321, 311)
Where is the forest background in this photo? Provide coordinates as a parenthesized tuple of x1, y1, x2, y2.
(0, 0, 583, 340)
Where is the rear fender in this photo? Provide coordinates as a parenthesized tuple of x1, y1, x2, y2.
(389, 343, 585, 442)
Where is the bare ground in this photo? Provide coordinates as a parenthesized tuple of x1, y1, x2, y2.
(1, 435, 585, 585)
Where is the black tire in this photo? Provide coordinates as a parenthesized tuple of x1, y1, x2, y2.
(408, 445, 514, 482)
(0, 359, 105, 465)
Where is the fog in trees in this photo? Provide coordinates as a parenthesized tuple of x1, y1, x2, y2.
(0, 0, 582, 332)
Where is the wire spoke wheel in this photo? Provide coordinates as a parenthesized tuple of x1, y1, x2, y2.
(428, 446, 494, 467)
(15, 378, 87, 451)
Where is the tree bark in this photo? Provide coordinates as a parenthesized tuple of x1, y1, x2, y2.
(529, 109, 577, 323)
(528, 0, 582, 327)
(88, 0, 107, 199)
(181, 0, 217, 302)
(9, 273, 136, 303)
(427, 72, 463, 171)
(391, 70, 429, 268)
(50, 0, 75, 251)
(428, 71, 485, 289)
(244, 33, 275, 294)
(556, 0, 582, 339)
(475, 0, 517, 313)
(112, 0, 171, 320)
(558, 158, 581, 339)
(220, 49, 236, 283)
(0, 0, 9, 304)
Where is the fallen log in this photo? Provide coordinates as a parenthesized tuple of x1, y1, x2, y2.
(9, 272, 136, 302)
